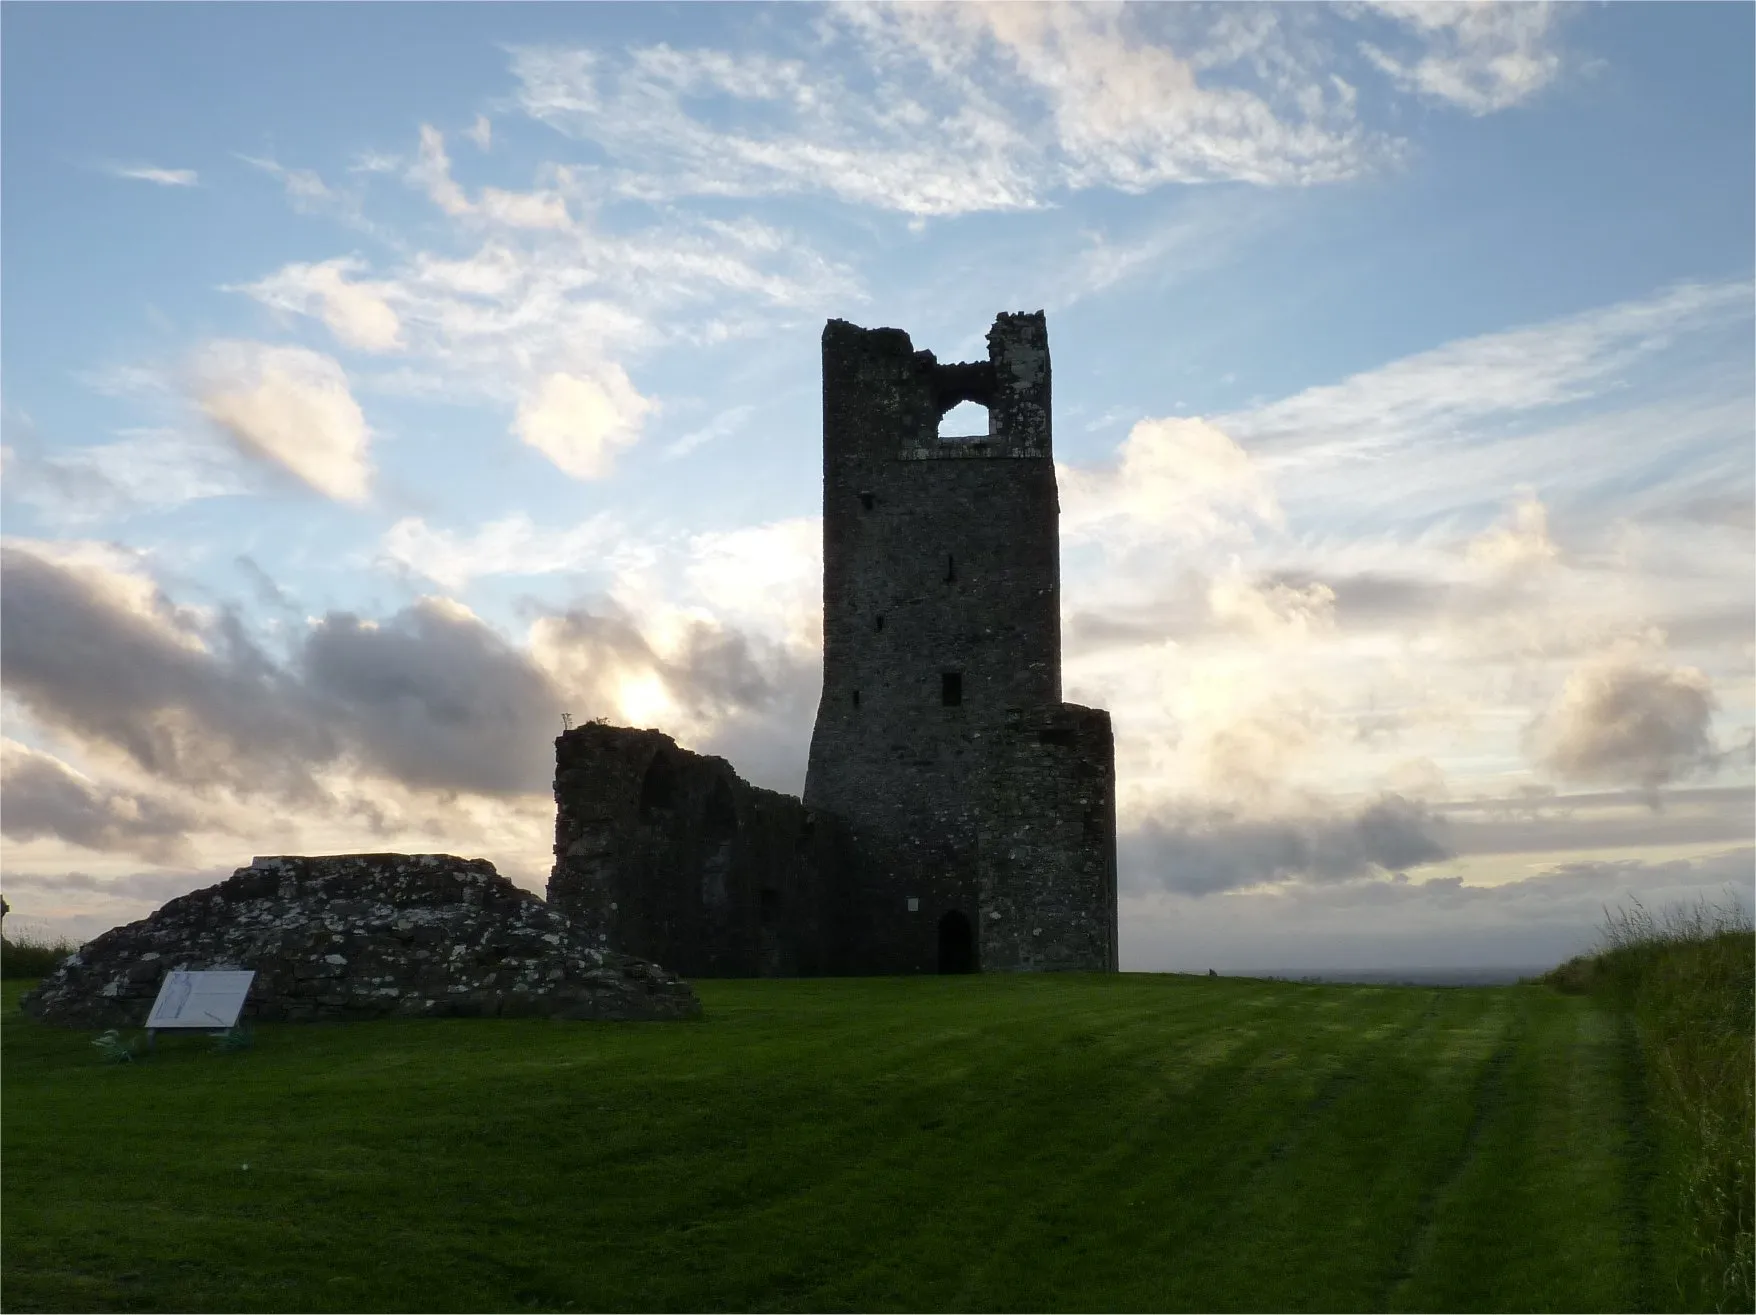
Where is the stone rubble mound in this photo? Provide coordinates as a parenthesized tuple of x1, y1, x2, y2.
(19, 853, 701, 1028)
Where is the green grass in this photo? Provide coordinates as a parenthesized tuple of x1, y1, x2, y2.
(3, 973, 1657, 1312)
(1, 931, 78, 979)
(1544, 897, 1755, 1313)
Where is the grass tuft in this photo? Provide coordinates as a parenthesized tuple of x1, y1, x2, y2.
(1, 929, 79, 980)
(1543, 894, 1755, 1312)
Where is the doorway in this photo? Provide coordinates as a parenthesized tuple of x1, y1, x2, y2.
(937, 910, 975, 974)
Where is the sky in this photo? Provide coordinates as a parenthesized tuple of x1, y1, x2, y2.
(2, 1, 1752, 975)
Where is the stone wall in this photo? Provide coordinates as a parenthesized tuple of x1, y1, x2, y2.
(20, 853, 700, 1028)
(548, 726, 849, 978)
(977, 705, 1119, 972)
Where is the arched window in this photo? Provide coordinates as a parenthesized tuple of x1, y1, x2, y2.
(638, 753, 677, 819)
(937, 400, 989, 441)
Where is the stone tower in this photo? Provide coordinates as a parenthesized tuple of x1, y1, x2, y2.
(803, 313, 1118, 974)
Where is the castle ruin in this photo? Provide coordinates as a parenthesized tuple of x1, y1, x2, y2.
(548, 312, 1118, 976)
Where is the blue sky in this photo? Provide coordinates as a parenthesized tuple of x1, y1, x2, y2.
(3, 1, 1752, 972)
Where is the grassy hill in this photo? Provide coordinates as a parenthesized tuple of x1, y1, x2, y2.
(0, 972, 1708, 1312)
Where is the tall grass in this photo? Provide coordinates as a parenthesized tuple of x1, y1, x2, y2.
(1546, 894, 1755, 1311)
(0, 928, 78, 980)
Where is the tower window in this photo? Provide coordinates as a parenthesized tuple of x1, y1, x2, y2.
(941, 671, 963, 706)
(859, 491, 875, 511)
(874, 614, 884, 631)
(852, 689, 861, 709)
(944, 555, 956, 584)
(938, 400, 990, 441)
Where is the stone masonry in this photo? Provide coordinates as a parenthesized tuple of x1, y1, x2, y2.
(549, 312, 1119, 977)
(21, 853, 700, 1028)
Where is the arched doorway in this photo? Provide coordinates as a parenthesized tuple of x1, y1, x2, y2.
(937, 910, 975, 974)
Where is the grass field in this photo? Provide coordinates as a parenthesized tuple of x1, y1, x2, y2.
(2, 970, 1686, 1313)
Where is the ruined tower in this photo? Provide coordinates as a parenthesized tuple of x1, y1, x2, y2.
(803, 313, 1118, 974)
(549, 312, 1118, 977)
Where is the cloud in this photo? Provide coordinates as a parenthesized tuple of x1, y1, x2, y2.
(1528, 646, 1721, 791)
(0, 540, 336, 798)
(512, 366, 653, 479)
(1466, 488, 1559, 572)
(236, 155, 382, 236)
(1059, 416, 1280, 553)
(105, 163, 198, 187)
(193, 341, 373, 501)
(1121, 846, 1753, 975)
(507, 6, 1404, 220)
(409, 124, 570, 228)
(300, 597, 564, 796)
(1123, 792, 1452, 896)
(466, 114, 494, 151)
(0, 740, 200, 863)
(378, 511, 628, 593)
(1359, 1, 1570, 116)
(2, 425, 252, 525)
(240, 259, 404, 353)
(2, 536, 814, 822)
(528, 601, 813, 772)
(662, 404, 754, 460)
(1435, 785, 1754, 856)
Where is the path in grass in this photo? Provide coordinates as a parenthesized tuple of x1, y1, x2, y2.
(3, 974, 1639, 1313)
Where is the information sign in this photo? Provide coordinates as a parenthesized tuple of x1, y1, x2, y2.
(145, 970, 256, 1030)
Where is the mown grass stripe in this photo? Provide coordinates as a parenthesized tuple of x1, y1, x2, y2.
(3, 975, 1645, 1313)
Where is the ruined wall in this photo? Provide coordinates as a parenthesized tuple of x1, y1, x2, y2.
(548, 725, 848, 978)
(977, 706, 1119, 972)
(21, 854, 700, 1027)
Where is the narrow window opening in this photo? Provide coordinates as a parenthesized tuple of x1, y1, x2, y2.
(941, 671, 963, 707)
(1083, 806, 1105, 841)
(1038, 728, 1077, 748)
(759, 887, 781, 928)
(944, 555, 956, 584)
(874, 614, 885, 632)
(852, 689, 861, 709)
(859, 491, 875, 511)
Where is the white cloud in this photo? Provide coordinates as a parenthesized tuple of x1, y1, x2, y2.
(512, 366, 653, 479)
(193, 341, 373, 502)
(379, 511, 627, 593)
(1230, 281, 1750, 463)
(240, 258, 404, 353)
(409, 124, 569, 228)
(662, 405, 754, 460)
(2, 427, 252, 524)
(1465, 489, 1560, 573)
(1360, 1, 1570, 116)
(1059, 416, 1281, 554)
(1529, 642, 1722, 791)
(466, 113, 494, 151)
(1053, 278, 1752, 829)
(508, 7, 1389, 218)
(105, 163, 199, 187)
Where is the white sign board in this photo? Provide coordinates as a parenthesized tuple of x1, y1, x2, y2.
(146, 970, 255, 1030)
